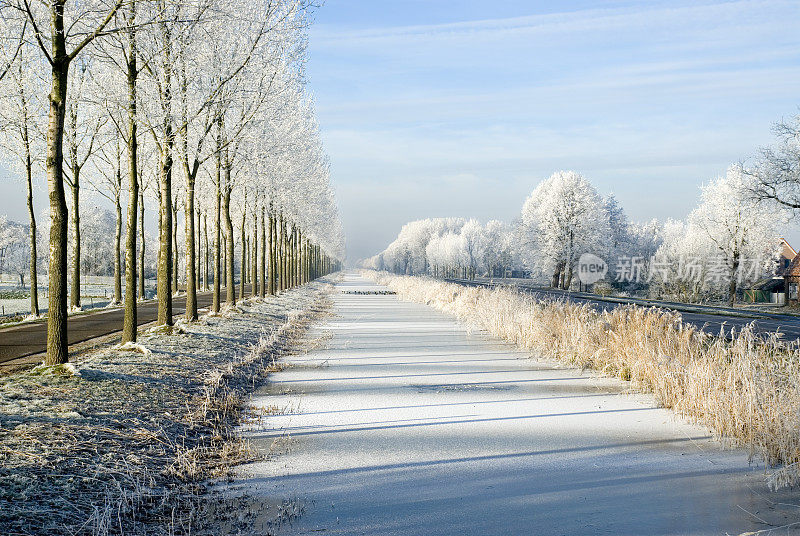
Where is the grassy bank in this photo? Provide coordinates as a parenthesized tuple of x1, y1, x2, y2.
(367, 271, 800, 490)
(0, 280, 333, 535)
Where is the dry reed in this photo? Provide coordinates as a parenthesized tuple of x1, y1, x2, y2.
(367, 271, 800, 490)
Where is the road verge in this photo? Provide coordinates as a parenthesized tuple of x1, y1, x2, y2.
(0, 278, 334, 535)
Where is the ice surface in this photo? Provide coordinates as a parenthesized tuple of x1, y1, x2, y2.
(232, 273, 800, 535)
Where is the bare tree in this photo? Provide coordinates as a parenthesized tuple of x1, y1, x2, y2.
(749, 115, 800, 212)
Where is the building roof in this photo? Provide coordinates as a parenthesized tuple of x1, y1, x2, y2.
(786, 253, 800, 278)
(781, 238, 797, 260)
(749, 277, 786, 292)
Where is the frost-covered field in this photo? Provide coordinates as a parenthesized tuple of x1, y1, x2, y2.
(0, 277, 334, 535)
(0, 273, 158, 318)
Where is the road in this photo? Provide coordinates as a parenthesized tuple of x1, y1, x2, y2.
(229, 273, 800, 535)
(447, 277, 800, 341)
(0, 288, 241, 366)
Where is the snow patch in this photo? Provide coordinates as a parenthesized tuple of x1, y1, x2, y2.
(118, 341, 152, 357)
(28, 362, 81, 377)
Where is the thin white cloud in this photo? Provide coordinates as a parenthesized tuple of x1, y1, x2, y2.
(313, 0, 794, 47)
(315, 63, 800, 126)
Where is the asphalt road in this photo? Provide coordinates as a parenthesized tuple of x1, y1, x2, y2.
(0, 287, 245, 366)
(446, 277, 800, 342)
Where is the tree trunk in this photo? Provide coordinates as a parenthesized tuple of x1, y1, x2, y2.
(252, 204, 258, 298)
(293, 228, 299, 287)
(292, 229, 297, 286)
(122, 59, 138, 340)
(24, 130, 39, 317)
(552, 262, 563, 289)
(184, 176, 197, 320)
(286, 224, 292, 288)
(124, 1, 140, 345)
(155, 17, 174, 326)
(203, 212, 209, 292)
(239, 195, 246, 300)
(284, 220, 288, 290)
(223, 184, 235, 306)
(290, 227, 295, 288)
(70, 178, 81, 309)
(157, 145, 173, 326)
(258, 206, 268, 298)
(297, 230, 302, 285)
(113, 191, 122, 305)
(196, 207, 201, 290)
(172, 198, 178, 293)
(250, 207, 256, 297)
(564, 265, 573, 290)
(138, 189, 145, 300)
(299, 236, 304, 284)
(301, 236, 307, 284)
(729, 252, 740, 307)
(45, 20, 70, 365)
(278, 215, 285, 291)
(267, 210, 274, 295)
(212, 154, 221, 313)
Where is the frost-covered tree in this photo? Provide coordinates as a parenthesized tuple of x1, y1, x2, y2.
(0, 44, 47, 315)
(369, 217, 517, 279)
(0, 0, 344, 360)
(0, 216, 28, 284)
(13, 0, 128, 364)
(138, 0, 182, 326)
(650, 219, 715, 302)
(80, 206, 116, 276)
(482, 220, 514, 277)
(520, 171, 610, 289)
(64, 58, 108, 310)
(690, 165, 781, 305)
(425, 232, 468, 278)
(460, 219, 486, 279)
(0, 221, 31, 290)
(0, 6, 26, 83)
(89, 0, 147, 340)
(372, 218, 465, 275)
(603, 193, 633, 273)
(622, 219, 662, 288)
(90, 125, 125, 305)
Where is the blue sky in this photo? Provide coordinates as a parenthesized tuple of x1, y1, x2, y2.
(307, 0, 800, 261)
(1, 1, 799, 261)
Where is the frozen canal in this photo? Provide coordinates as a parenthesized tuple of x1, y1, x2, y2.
(234, 273, 800, 535)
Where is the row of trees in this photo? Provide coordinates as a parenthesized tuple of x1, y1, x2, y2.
(0, 0, 344, 364)
(365, 114, 800, 305)
(362, 218, 516, 280)
(0, 208, 163, 291)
